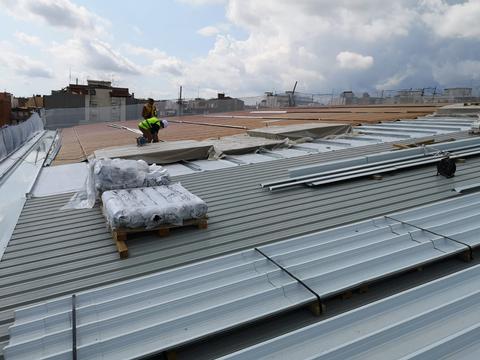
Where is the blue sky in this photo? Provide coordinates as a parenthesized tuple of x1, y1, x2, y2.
(1, 0, 480, 99)
(71, 1, 245, 59)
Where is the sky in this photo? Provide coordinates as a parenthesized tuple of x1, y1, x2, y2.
(1, 0, 480, 99)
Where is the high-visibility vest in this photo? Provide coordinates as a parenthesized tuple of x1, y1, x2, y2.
(138, 117, 160, 131)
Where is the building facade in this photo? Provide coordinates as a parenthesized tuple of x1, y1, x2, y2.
(0, 92, 12, 127)
(44, 80, 133, 127)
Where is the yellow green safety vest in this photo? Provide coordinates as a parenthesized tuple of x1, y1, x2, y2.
(139, 117, 160, 131)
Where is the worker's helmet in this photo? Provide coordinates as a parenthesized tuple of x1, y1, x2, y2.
(161, 119, 169, 128)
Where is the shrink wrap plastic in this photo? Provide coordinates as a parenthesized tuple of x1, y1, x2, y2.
(62, 158, 170, 209)
(102, 183, 208, 229)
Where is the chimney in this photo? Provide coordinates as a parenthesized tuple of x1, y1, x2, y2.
(218, 93, 225, 99)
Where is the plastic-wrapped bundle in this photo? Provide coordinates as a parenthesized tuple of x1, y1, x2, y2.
(155, 183, 208, 219)
(145, 165, 170, 186)
(102, 190, 146, 229)
(101, 183, 208, 230)
(62, 158, 170, 210)
(94, 159, 171, 193)
(93, 158, 148, 193)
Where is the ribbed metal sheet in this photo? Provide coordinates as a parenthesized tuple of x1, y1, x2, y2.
(374, 123, 466, 132)
(5, 193, 479, 359)
(3, 250, 313, 359)
(163, 163, 197, 176)
(0, 131, 478, 356)
(221, 263, 480, 360)
(258, 193, 480, 298)
(359, 125, 439, 135)
(389, 195, 480, 247)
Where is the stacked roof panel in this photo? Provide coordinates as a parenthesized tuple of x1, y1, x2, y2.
(258, 193, 480, 298)
(222, 263, 480, 360)
(4, 193, 480, 359)
(3, 250, 314, 359)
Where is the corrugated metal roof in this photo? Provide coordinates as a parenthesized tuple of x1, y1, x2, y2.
(4, 193, 479, 359)
(221, 263, 480, 360)
(0, 131, 478, 356)
(3, 250, 313, 359)
(258, 193, 480, 298)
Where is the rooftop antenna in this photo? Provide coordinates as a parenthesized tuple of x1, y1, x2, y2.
(177, 85, 183, 116)
(69, 66, 72, 84)
(290, 80, 298, 107)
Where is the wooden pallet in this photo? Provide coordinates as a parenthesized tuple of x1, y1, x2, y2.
(111, 218, 208, 259)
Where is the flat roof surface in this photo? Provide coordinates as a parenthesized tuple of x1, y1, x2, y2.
(1, 131, 476, 357)
(53, 105, 437, 165)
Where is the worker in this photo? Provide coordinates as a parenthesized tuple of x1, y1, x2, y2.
(138, 117, 169, 143)
(142, 98, 157, 120)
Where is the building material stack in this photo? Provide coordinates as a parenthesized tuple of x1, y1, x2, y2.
(64, 158, 208, 257)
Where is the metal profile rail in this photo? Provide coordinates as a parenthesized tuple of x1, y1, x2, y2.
(221, 264, 480, 360)
(358, 125, 439, 135)
(375, 123, 465, 131)
(308, 147, 480, 187)
(262, 138, 480, 191)
(266, 146, 480, 190)
(262, 137, 480, 188)
(356, 130, 412, 138)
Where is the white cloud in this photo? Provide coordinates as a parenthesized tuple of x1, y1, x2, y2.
(176, 1, 407, 94)
(225, 1, 415, 42)
(3, 0, 480, 98)
(0, 42, 53, 78)
(50, 37, 141, 75)
(375, 67, 414, 90)
(336, 51, 374, 70)
(173, 0, 480, 95)
(432, 60, 480, 84)
(197, 26, 220, 37)
(1, 0, 110, 35)
(422, 0, 480, 38)
(123, 44, 184, 76)
(14, 31, 43, 46)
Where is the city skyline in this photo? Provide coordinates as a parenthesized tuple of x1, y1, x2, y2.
(1, 0, 480, 98)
